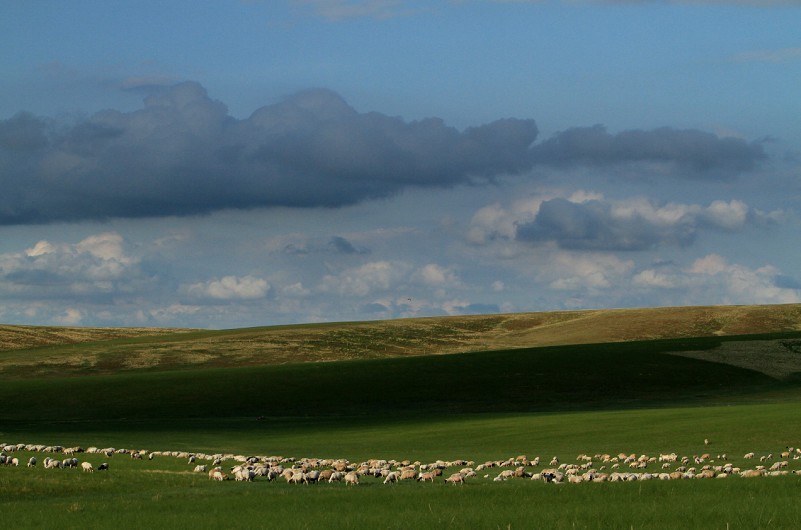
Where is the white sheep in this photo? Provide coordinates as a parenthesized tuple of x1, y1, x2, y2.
(81, 462, 94, 473)
(444, 472, 465, 485)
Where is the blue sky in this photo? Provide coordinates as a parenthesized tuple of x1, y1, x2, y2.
(1, 0, 800, 328)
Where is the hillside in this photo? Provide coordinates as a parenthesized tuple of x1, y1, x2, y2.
(2, 304, 801, 378)
(0, 324, 192, 351)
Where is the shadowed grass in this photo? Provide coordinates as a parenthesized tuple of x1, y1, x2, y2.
(1, 337, 799, 425)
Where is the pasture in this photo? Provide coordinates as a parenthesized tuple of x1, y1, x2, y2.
(3, 305, 801, 528)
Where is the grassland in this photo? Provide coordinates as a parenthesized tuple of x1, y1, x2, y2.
(3, 304, 801, 528)
(2, 303, 801, 377)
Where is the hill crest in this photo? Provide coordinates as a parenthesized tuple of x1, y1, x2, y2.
(2, 303, 801, 378)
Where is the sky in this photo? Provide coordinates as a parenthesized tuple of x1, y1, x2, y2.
(1, 0, 801, 329)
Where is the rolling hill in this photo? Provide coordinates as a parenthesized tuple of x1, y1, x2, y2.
(2, 303, 801, 378)
(2, 303, 801, 424)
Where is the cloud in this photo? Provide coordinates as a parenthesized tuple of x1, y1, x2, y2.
(328, 236, 369, 254)
(185, 275, 270, 300)
(476, 193, 775, 251)
(54, 308, 83, 326)
(0, 82, 540, 225)
(318, 260, 412, 296)
(0, 232, 143, 298)
(529, 125, 766, 175)
(633, 254, 801, 305)
(415, 263, 461, 287)
(545, 252, 635, 291)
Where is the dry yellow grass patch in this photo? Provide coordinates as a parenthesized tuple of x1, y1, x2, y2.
(2, 304, 801, 376)
(0, 325, 193, 351)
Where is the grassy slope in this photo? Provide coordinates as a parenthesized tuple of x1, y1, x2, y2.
(2, 303, 801, 377)
(2, 335, 800, 425)
(4, 305, 801, 528)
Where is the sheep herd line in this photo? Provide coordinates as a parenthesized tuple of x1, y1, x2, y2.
(3, 441, 801, 486)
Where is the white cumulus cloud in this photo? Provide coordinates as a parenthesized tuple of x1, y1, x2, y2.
(186, 275, 270, 300)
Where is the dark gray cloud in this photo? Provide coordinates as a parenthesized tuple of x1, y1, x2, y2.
(0, 81, 770, 225)
(0, 82, 539, 225)
(516, 198, 696, 250)
(529, 125, 766, 174)
(514, 195, 769, 251)
(328, 236, 368, 255)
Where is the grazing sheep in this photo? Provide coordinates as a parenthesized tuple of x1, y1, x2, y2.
(98, 463, 109, 471)
(495, 469, 515, 481)
(194, 465, 207, 473)
(417, 471, 437, 483)
(27, 457, 36, 467)
(383, 471, 399, 484)
(740, 469, 764, 478)
(445, 472, 465, 485)
(344, 472, 359, 486)
(235, 468, 255, 482)
(81, 462, 94, 473)
(399, 469, 417, 481)
(287, 471, 307, 485)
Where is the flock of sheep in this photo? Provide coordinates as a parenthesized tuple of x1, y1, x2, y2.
(4, 441, 801, 485)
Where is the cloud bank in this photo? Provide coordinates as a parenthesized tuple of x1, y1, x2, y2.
(0, 82, 538, 224)
(0, 82, 768, 225)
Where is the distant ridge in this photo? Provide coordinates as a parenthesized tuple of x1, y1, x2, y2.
(1, 304, 801, 378)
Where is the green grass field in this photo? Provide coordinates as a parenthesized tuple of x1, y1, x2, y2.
(3, 308, 801, 528)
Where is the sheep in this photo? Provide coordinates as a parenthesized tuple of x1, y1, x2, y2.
(344, 472, 359, 486)
(495, 469, 515, 481)
(27, 457, 37, 467)
(417, 471, 437, 483)
(98, 463, 109, 471)
(399, 469, 417, 481)
(383, 471, 399, 484)
(235, 468, 255, 482)
(287, 470, 308, 485)
(769, 461, 788, 471)
(81, 462, 94, 473)
(332, 461, 350, 472)
(194, 465, 207, 473)
(740, 469, 764, 478)
(444, 472, 465, 485)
